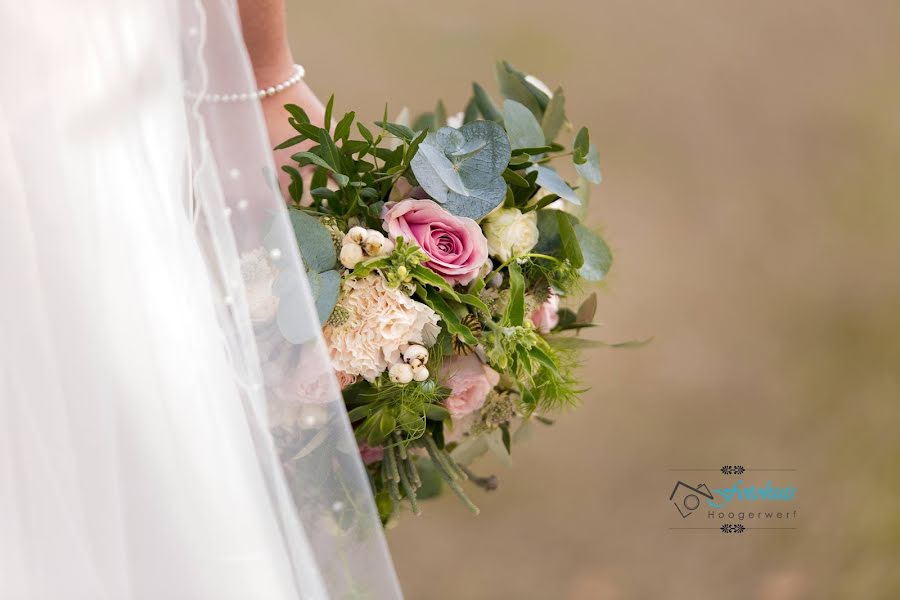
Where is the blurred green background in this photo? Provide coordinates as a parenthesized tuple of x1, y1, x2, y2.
(288, 1, 900, 598)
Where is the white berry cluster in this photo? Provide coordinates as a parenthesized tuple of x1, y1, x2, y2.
(340, 226, 395, 268)
(387, 344, 430, 385)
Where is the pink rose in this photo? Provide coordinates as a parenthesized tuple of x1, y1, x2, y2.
(440, 354, 500, 418)
(382, 199, 488, 286)
(530, 293, 560, 334)
(358, 442, 384, 465)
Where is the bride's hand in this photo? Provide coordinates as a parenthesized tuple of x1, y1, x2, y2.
(236, 0, 325, 198)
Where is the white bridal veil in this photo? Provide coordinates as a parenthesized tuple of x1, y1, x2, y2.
(0, 1, 401, 598)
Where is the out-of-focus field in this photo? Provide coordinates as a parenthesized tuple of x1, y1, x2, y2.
(288, 1, 900, 598)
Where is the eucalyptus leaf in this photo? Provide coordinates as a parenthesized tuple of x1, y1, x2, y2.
(502, 100, 545, 150)
(463, 96, 480, 124)
(411, 112, 435, 132)
(528, 165, 581, 205)
(495, 61, 541, 118)
(557, 210, 584, 268)
(450, 435, 489, 466)
(313, 270, 341, 323)
(472, 82, 502, 122)
(533, 208, 565, 254)
(576, 292, 598, 324)
(434, 100, 448, 128)
(574, 127, 590, 163)
(541, 87, 567, 142)
(574, 143, 602, 184)
(274, 271, 318, 344)
(413, 458, 444, 499)
(410, 121, 512, 220)
(574, 224, 613, 281)
(485, 429, 512, 466)
(288, 209, 337, 273)
(278, 209, 341, 333)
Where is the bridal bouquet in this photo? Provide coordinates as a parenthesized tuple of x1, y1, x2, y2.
(276, 62, 619, 522)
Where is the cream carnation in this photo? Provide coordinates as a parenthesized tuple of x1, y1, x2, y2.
(240, 247, 279, 323)
(483, 207, 539, 262)
(323, 274, 440, 382)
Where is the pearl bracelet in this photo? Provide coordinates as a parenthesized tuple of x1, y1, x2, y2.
(194, 64, 305, 104)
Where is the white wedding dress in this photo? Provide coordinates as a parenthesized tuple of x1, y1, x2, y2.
(0, 1, 401, 599)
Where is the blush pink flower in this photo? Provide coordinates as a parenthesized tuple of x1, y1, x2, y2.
(382, 199, 488, 286)
(334, 370, 358, 390)
(358, 442, 384, 465)
(440, 354, 500, 418)
(531, 293, 560, 334)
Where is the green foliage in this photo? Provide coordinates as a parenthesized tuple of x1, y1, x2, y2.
(275, 64, 623, 520)
(502, 99, 545, 150)
(532, 208, 611, 287)
(574, 223, 613, 281)
(278, 99, 414, 232)
(495, 61, 543, 117)
(409, 121, 512, 220)
(345, 376, 450, 447)
(481, 320, 581, 412)
(271, 210, 341, 340)
(541, 87, 567, 142)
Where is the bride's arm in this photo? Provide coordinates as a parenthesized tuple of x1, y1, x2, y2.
(237, 0, 325, 188)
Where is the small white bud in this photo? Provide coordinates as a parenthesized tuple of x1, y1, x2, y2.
(379, 237, 396, 256)
(403, 345, 429, 367)
(339, 243, 364, 269)
(412, 365, 429, 382)
(388, 362, 414, 385)
(362, 230, 386, 256)
(343, 226, 367, 246)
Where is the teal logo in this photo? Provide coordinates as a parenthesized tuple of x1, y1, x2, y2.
(705, 480, 796, 509)
(670, 479, 797, 517)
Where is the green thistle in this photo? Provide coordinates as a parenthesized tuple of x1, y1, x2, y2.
(326, 304, 350, 327)
(319, 215, 345, 256)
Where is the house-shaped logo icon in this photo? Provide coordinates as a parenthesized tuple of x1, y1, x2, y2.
(669, 481, 714, 517)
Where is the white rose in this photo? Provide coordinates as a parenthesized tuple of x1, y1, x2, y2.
(482, 207, 539, 262)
